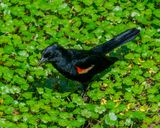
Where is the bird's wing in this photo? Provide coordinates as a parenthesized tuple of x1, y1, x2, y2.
(73, 55, 100, 75)
(75, 64, 95, 74)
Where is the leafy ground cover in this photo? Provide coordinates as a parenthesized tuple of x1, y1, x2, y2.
(0, 0, 160, 127)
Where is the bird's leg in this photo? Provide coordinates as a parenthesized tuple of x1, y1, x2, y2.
(81, 83, 91, 102)
(81, 83, 88, 95)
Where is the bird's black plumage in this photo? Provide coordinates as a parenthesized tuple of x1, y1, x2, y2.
(39, 28, 140, 83)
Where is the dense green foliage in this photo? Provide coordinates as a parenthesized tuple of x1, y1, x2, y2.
(0, 0, 160, 127)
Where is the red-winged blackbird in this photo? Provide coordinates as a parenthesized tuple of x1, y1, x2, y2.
(39, 28, 140, 84)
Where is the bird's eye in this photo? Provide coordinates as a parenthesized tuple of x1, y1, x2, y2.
(44, 52, 51, 58)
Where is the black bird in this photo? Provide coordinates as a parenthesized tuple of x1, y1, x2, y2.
(39, 28, 140, 86)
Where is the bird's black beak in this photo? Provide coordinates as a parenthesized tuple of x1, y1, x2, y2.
(38, 58, 47, 66)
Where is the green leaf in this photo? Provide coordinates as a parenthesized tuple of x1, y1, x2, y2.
(41, 114, 52, 123)
(18, 50, 29, 57)
(106, 101, 116, 109)
(59, 112, 73, 119)
(4, 106, 14, 114)
(153, 9, 160, 18)
(132, 111, 145, 120)
(58, 119, 70, 127)
(125, 118, 133, 126)
(3, 95, 14, 105)
(95, 105, 106, 114)
(81, 109, 92, 118)
(37, 87, 44, 94)
(82, 0, 93, 6)
(22, 92, 33, 99)
(104, 112, 118, 126)
(3, 45, 15, 54)
(72, 94, 84, 106)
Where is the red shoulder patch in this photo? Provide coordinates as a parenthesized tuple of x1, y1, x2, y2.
(75, 65, 95, 74)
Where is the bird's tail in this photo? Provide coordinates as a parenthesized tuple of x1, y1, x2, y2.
(91, 28, 140, 54)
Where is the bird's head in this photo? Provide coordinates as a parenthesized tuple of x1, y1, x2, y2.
(38, 44, 62, 65)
